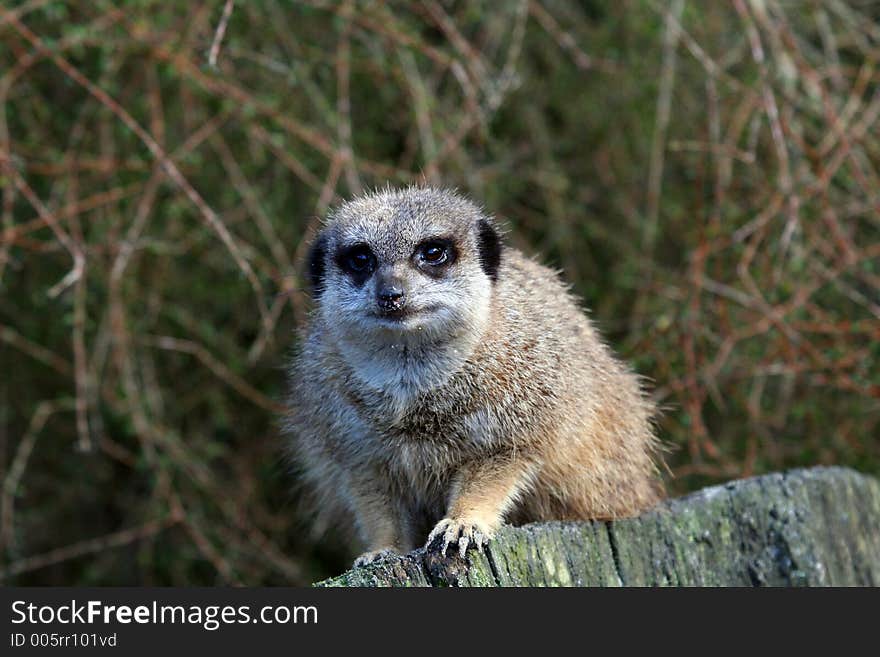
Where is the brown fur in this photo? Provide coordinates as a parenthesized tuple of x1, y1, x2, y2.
(285, 187, 664, 565)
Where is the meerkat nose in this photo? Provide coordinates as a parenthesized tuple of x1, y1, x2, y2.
(377, 285, 406, 311)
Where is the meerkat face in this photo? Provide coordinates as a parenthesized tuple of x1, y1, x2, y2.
(305, 188, 501, 394)
(309, 187, 501, 338)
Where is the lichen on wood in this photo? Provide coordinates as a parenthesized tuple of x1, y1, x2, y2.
(316, 467, 880, 587)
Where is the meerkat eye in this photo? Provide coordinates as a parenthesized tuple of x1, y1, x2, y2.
(339, 244, 376, 276)
(416, 241, 451, 266)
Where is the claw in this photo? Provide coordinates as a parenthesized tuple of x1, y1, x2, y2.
(427, 518, 451, 553)
(353, 547, 399, 568)
(426, 517, 493, 558)
(443, 523, 459, 556)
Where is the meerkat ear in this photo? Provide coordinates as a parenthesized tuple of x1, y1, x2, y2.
(307, 233, 328, 298)
(477, 218, 502, 282)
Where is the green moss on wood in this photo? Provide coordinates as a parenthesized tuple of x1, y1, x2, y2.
(316, 467, 880, 587)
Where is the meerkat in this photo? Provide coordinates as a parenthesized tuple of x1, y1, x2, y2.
(285, 186, 664, 567)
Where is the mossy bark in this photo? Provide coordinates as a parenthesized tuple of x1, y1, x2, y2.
(316, 466, 880, 586)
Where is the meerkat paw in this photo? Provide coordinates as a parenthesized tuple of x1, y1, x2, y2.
(427, 517, 493, 558)
(353, 547, 400, 568)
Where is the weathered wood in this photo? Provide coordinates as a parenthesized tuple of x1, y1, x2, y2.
(316, 466, 880, 586)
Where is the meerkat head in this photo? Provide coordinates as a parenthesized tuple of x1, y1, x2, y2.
(305, 186, 502, 396)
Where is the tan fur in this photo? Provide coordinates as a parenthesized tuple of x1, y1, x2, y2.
(285, 186, 664, 565)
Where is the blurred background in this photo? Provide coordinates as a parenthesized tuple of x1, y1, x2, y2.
(0, 0, 878, 585)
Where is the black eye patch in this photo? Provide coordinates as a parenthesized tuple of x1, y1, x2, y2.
(336, 243, 376, 285)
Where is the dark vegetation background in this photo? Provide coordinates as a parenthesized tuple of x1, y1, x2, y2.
(1, 0, 878, 585)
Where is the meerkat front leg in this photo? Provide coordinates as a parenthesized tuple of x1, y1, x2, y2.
(346, 475, 412, 567)
(428, 455, 538, 557)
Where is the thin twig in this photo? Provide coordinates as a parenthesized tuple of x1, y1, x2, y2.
(208, 0, 236, 68)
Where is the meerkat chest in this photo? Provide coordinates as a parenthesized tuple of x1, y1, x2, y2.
(336, 365, 500, 459)
(355, 385, 479, 447)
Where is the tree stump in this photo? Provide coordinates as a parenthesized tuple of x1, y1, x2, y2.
(317, 466, 880, 586)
